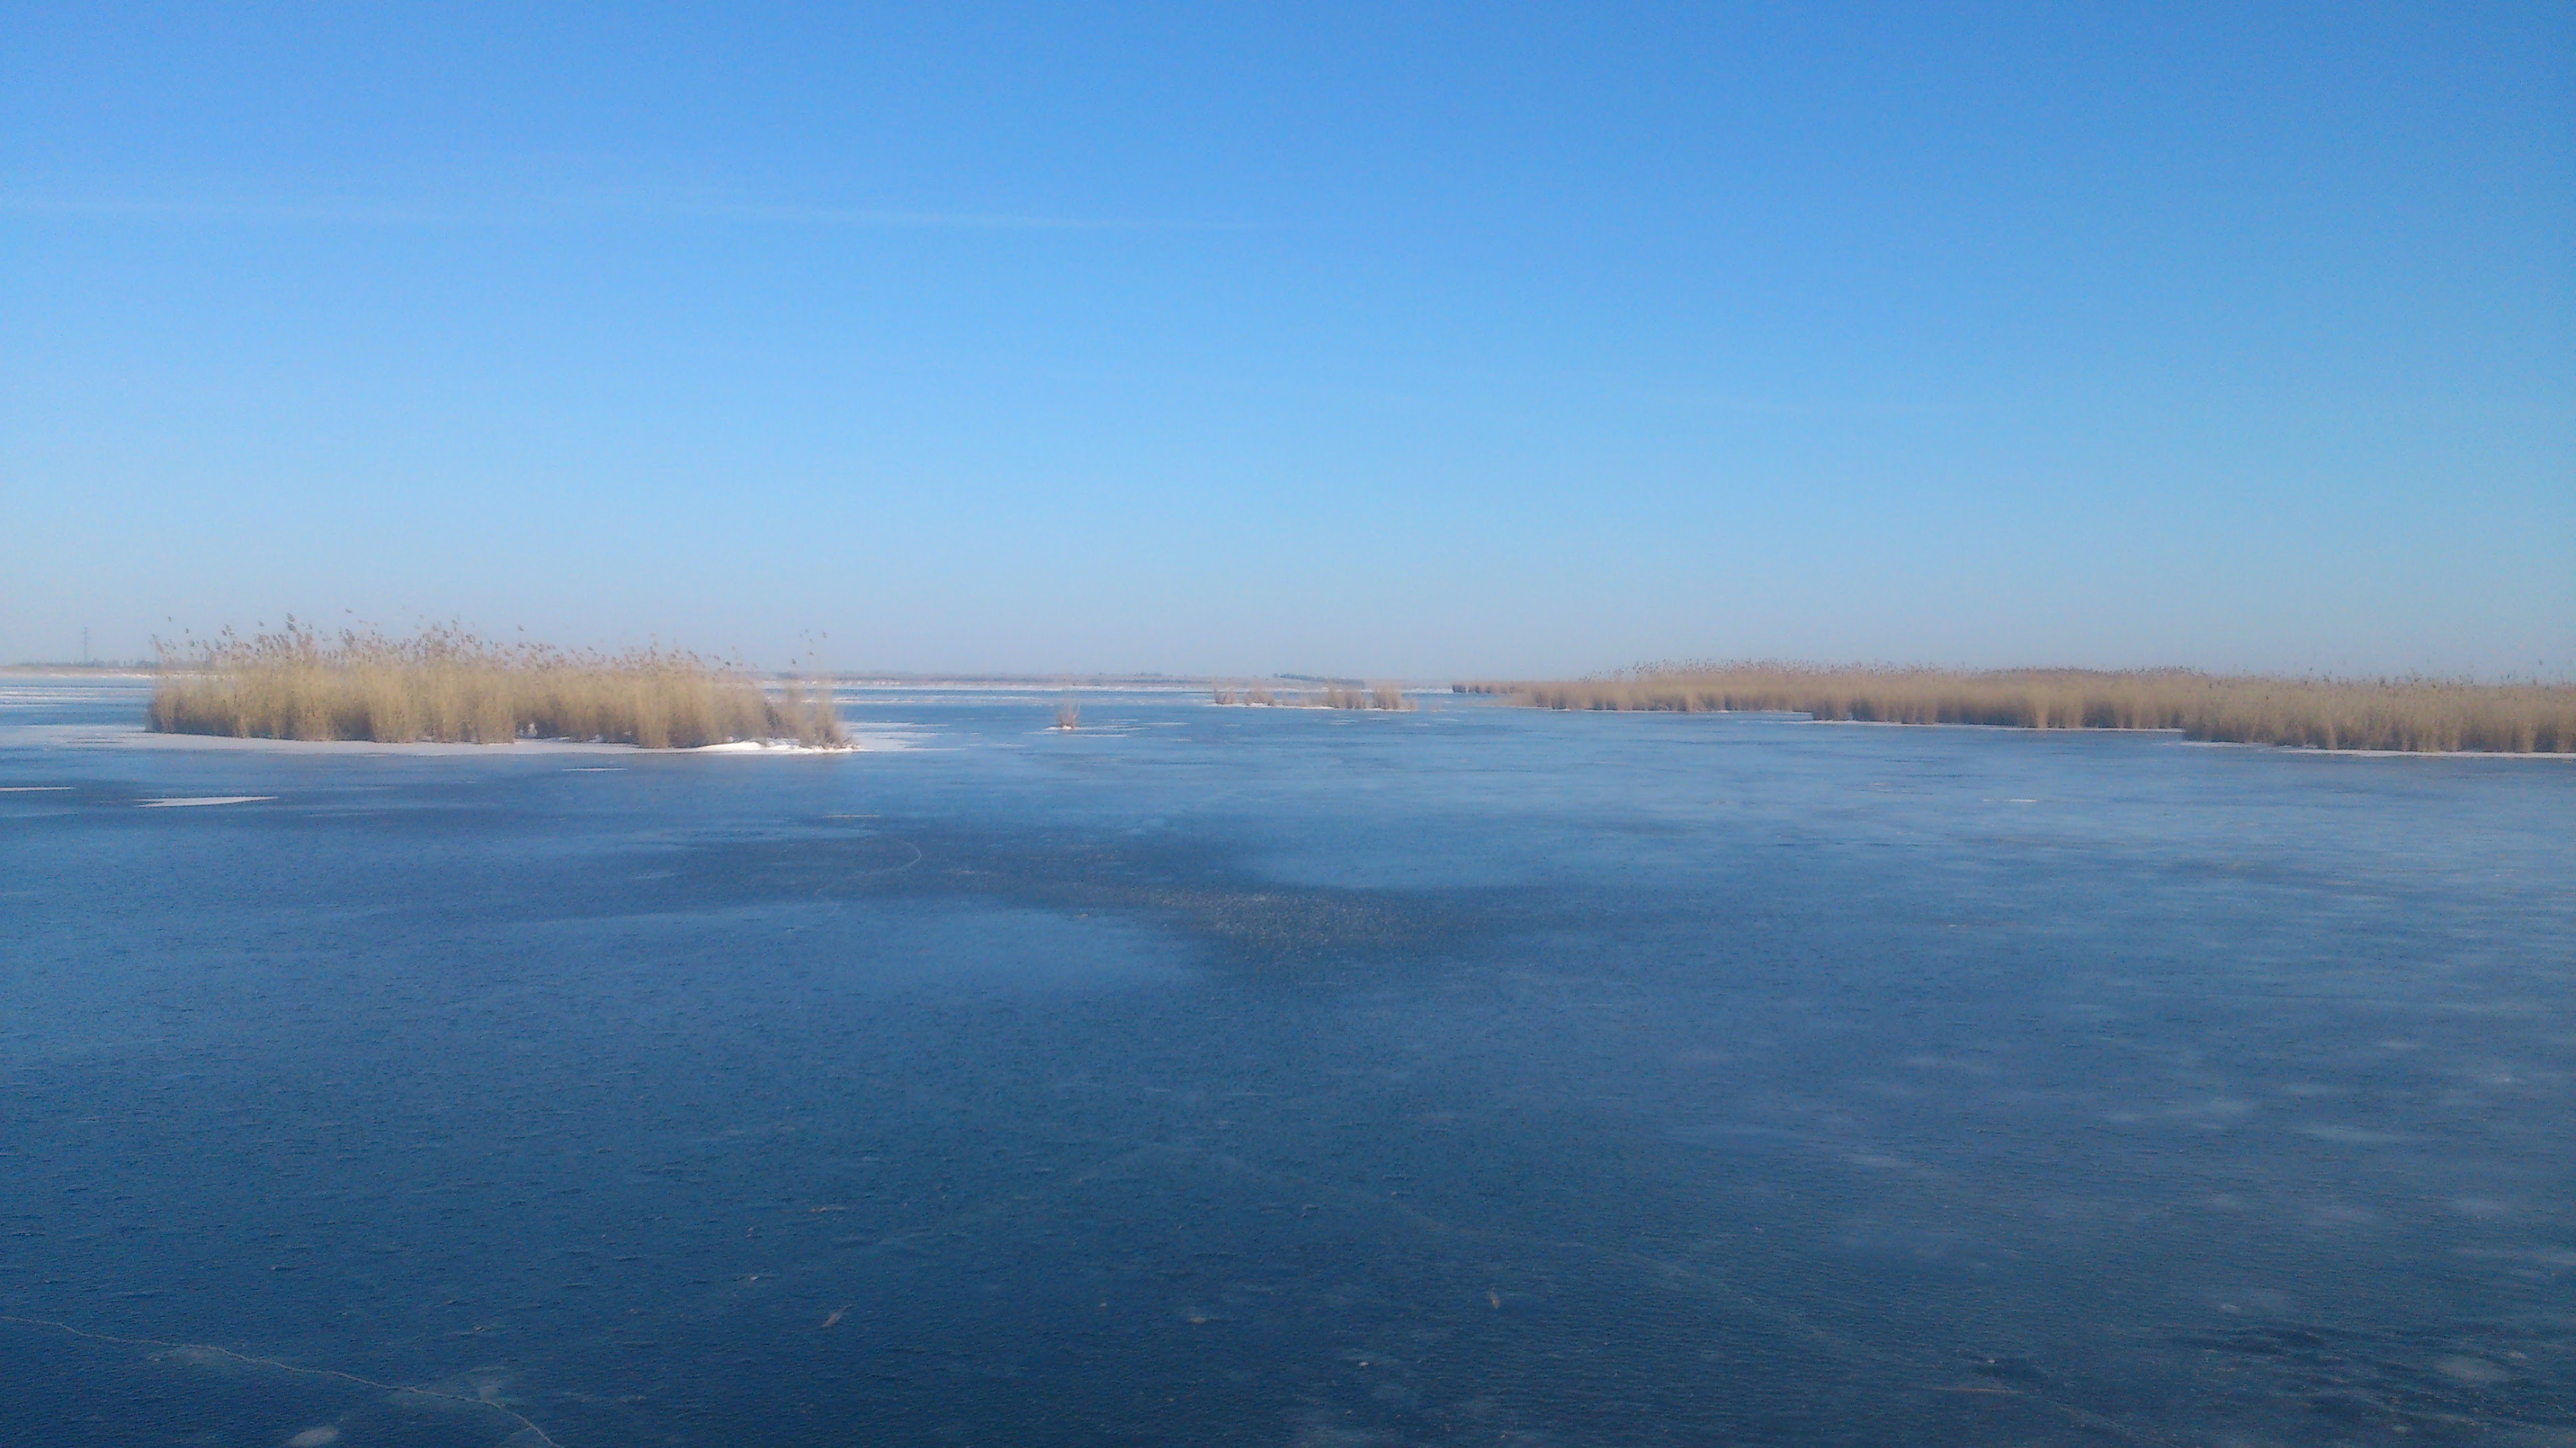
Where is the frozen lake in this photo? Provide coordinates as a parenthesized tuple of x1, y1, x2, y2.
(3, 678, 2570, 1445)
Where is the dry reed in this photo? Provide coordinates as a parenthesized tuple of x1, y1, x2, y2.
(1212, 682, 1415, 712)
(150, 622, 846, 748)
(1456, 664, 2575, 754)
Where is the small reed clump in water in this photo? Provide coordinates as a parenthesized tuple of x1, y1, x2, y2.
(150, 623, 846, 748)
(1455, 664, 2575, 754)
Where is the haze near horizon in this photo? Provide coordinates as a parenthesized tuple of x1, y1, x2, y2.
(4, 4, 2568, 678)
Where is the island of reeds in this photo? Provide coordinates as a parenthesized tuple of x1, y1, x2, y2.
(150, 623, 846, 748)
(1456, 664, 2575, 754)
(1213, 683, 1415, 711)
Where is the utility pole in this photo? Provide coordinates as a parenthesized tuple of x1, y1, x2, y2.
(81, 628, 90, 666)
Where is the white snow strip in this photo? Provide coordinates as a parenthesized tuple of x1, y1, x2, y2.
(138, 796, 273, 808)
(0, 786, 73, 792)
(2173, 740, 2576, 761)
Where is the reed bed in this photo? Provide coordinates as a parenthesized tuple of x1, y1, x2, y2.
(1213, 683, 1415, 712)
(150, 623, 846, 748)
(1456, 664, 2575, 754)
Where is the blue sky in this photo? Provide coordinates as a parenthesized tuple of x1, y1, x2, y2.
(5, 3, 2568, 676)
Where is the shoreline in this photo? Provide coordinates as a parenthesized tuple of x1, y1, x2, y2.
(13, 725, 874, 756)
(1791, 717, 2576, 758)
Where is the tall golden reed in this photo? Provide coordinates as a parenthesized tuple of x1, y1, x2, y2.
(150, 622, 846, 748)
(1456, 664, 2574, 754)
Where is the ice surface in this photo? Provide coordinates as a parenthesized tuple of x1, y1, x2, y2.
(1, 686, 2569, 1444)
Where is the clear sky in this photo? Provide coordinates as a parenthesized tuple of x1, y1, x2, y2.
(5, 3, 2569, 677)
